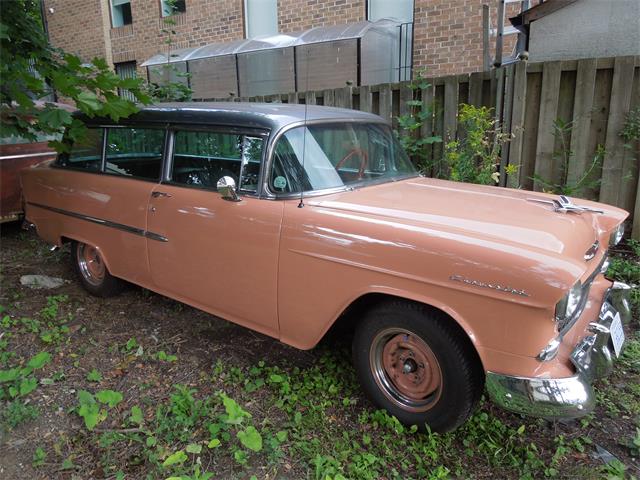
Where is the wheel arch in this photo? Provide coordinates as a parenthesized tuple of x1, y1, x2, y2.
(320, 288, 485, 371)
(60, 234, 115, 273)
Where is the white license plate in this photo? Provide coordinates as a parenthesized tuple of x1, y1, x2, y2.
(610, 312, 625, 358)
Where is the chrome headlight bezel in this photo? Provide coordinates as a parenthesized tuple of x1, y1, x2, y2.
(555, 281, 583, 328)
(610, 224, 624, 246)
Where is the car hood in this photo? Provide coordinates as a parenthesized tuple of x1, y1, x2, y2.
(308, 177, 628, 272)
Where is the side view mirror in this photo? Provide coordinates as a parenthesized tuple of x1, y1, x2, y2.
(217, 176, 240, 202)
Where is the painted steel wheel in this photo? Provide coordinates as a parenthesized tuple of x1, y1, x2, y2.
(77, 243, 106, 286)
(353, 300, 484, 432)
(71, 241, 124, 297)
(370, 328, 443, 412)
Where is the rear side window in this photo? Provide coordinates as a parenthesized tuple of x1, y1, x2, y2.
(105, 127, 165, 181)
(57, 128, 103, 171)
(171, 130, 264, 193)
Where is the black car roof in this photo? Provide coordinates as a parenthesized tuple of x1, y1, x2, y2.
(81, 102, 386, 131)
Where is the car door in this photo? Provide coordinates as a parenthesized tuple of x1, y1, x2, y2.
(145, 127, 283, 337)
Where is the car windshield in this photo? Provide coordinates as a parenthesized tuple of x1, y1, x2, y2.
(269, 122, 417, 194)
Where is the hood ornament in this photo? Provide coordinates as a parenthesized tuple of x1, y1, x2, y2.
(527, 195, 604, 214)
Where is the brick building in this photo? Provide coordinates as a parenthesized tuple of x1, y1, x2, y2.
(43, 0, 515, 93)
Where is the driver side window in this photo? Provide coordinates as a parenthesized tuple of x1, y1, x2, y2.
(170, 130, 263, 193)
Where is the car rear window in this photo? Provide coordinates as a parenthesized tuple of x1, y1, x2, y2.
(105, 127, 165, 181)
(56, 128, 103, 172)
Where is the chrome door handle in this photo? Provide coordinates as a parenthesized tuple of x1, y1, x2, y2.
(151, 191, 172, 198)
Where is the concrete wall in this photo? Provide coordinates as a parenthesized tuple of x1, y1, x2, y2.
(529, 0, 640, 62)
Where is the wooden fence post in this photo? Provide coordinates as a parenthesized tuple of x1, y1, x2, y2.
(533, 61, 562, 191)
(567, 59, 597, 186)
(507, 60, 527, 188)
(600, 56, 636, 209)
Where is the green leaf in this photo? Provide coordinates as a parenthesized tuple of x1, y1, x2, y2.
(129, 405, 143, 425)
(19, 377, 38, 396)
(0, 368, 19, 383)
(186, 443, 202, 454)
(91, 57, 109, 70)
(32, 446, 47, 466)
(96, 390, 123, 408)
(101, 96, 139, 121)
(207, 438, 221, 448)
(118, 76, 142, 90)
(27, 352, 52, 370)
(38, 108, 72, 130)
(86, 369, 102, 382)
(269, 374, 284, 383)
(162, 450, 188, 467)
(220, 392, 250, 425)
(75, 91, 102, 113)
(275, 430, 287, 443)
(77, 390, 100, 430)
(237, 426, 262, 452)
(146, 436, 157, 447)
(233, 449, 247, 465)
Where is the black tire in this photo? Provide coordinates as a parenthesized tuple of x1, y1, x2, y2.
(70, 241, 125, 297)
(352, 300, 484, 432)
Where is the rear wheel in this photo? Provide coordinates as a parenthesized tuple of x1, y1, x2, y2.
(352, 300, 484, 432)
(71, 241, 124, 297)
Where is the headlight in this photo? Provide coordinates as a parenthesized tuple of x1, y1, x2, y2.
(610, 224, 624, 246)
(555, 281, 583, 325)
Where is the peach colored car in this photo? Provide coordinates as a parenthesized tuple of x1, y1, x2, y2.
(21, 103, 632, 432)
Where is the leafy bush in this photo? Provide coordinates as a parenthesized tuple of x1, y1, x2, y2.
(444, 104, 510, 185)
(395, 71, 442, 173)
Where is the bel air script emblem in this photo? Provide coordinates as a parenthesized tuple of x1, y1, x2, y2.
(527, 195, 604, 214)
(449, 274, 530, 297)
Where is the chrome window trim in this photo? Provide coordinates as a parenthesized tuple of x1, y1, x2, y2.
(163, 126, 270, 197)
(261, 118, 409, 200)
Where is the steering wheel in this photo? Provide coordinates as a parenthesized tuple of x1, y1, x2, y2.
(335, 148, 369, 179)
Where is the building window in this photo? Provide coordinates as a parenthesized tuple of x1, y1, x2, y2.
(115, 61, 137, 101)
(110, 0, 132, 28)
(367, 0, 414, 82)
(161, 0, 186, 17)
(367, 0, 413, 23)
(244, 0, 277, 38)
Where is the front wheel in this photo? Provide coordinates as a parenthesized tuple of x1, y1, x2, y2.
(71, 241, 124, 297)
(352, 300, 484, 432)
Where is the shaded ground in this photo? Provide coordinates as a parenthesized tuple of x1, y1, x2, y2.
(0, 222, 639, 479)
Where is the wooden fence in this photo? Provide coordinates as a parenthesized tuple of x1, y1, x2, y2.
(209, 55, 640, 238)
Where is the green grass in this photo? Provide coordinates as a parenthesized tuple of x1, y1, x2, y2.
(2, 240, 639, 478)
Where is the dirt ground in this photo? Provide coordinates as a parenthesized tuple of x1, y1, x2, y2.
(1, 221, 639, 479)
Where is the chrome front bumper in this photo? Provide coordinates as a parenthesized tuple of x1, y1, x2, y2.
(485, 281, 632, 419)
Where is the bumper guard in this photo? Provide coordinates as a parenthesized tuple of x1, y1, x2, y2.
(485, 281, 632, 419)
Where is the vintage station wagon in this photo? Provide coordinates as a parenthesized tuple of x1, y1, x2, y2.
(21, 103, 632, 432)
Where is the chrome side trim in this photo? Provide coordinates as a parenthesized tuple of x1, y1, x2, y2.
(27, 202, 168, 242)
(0, 151, 55, 161)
